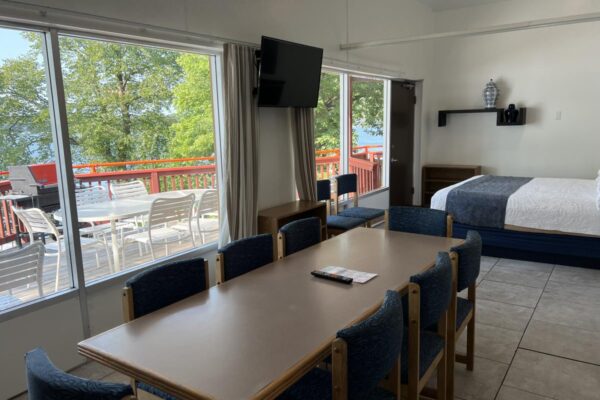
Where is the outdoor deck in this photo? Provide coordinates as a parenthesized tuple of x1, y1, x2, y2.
(0, 224, 219, 311)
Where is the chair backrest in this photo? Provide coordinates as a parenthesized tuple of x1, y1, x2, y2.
(451, 230, 482, 292)
(196, 189, 219, 217)
(217, 233, 273, 282)
(13, 208, 60, 239)
(388, 206, 451, 238)
(0, 242, 45, 294)
(336, 290, 403, 400)
(279, 217, 321, 257)
(75, 185, 109, 206)
(124, 257, 209, 320)
(335, 173, 358, 197)
(25, 347, 133, 400)
(405, 252, 452, 329)
(110, 180, 148, 199)
(317, 179, 331, 202)
(147, 194, 195, 241)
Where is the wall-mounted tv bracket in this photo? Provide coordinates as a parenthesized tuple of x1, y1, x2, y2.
(253, 49, 261, 96)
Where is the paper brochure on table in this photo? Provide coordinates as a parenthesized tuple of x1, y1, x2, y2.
(319, 266, 378, 284)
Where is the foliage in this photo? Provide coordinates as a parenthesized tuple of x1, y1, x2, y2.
(0, 29, 385, 172)
(314, 73, 384, 151)
(0, 35, 52, 170)
(169, 53, 215, 158)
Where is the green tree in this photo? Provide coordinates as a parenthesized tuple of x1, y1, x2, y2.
(0, 34, 52, 171)
(169, 53, 215, 158)
(314, 73, 384, 152)
(59, 36, 184, 163)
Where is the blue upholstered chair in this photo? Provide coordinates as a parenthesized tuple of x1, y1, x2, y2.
(279, 290, 403, 400)
(334, 174, 385, 226)
(317, 179, 366, 237)
(25, 347, 133, 400)
(402, 252, 453, 400)
(386, 206, 453, 238)
(216, 233, 274, 283)
(123, 257, 209, 399)
(451, 230, 482, 372)
(123, 256, 210, 320)
(278, 217, 322, 258)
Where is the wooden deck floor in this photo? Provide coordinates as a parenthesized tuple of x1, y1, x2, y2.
(0, 222, 219, 311)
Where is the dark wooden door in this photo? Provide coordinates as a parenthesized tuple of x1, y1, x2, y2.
(389, 81, 415, 206)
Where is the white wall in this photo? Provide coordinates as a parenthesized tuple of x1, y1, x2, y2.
(0, 1, 435, 397)
(424, 0, 600, 179)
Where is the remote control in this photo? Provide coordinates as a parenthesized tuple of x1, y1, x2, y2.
(311, 270, 353, 284)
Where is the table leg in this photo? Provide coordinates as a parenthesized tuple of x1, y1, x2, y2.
(111, 219, 121, 271)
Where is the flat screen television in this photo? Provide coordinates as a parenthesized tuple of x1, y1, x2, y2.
(257, 36, 323, 108)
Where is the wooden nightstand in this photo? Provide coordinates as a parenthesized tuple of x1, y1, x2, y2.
(421, 164, 482, 207)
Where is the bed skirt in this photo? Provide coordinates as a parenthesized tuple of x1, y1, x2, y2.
(453, 223, 600, 269)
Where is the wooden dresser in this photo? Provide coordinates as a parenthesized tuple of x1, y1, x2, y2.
(421, 164, 482, 207)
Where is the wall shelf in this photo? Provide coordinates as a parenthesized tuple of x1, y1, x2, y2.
(438, 107, 526, 127)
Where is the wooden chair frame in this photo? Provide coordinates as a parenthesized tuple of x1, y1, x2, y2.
(453, 256, 476, 371)
(276, 223, 323, 260)
(121, 259, 208, 398)
(383, 210, 454, 238)
(215, 250, 275, 284)
(402, 254, 457, 400)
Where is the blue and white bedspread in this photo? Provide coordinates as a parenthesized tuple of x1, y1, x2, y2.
(445, 175, 532, 229)
(431, 175, 600, 236)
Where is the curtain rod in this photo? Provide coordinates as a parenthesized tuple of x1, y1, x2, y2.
(341, 11, 600, 50)
(1, 0, 404, 79)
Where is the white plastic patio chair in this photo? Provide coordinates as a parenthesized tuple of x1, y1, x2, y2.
(173, 189, 219, 244)
(110, 180, 148, 199)
(0, 242, 45, 298)
(122, 194, 195, 262)
(12, 207, 112, 291)
(75, 185, 131, 240)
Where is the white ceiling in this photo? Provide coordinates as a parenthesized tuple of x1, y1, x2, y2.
(418, 0, 507, 11)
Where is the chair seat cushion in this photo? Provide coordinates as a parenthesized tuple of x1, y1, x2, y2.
(456, 297, 474, 329)
(138, 381, 178, 400)
(401, 329, 444, 382)
(278, 367, 396, 400)
(327, 215, 366, 230)
(339, 207, 385, 220)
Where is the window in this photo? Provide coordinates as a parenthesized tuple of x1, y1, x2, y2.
(0, 27, 74, 310)
(58, 35, 220, 284)
(350, 76, 385, 193)
(0, 27, 222, 312)
(315, 72, 341, 181)
(314, 71, 388, 196)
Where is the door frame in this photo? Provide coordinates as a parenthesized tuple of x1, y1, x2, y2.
(387, 78, 423, 206)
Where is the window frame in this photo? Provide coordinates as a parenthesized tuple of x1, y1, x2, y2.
(0, 20, 225, 321)
(318, 67, 391, 194)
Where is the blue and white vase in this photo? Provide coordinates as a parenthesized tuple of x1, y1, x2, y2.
(483, 79, 499, 109)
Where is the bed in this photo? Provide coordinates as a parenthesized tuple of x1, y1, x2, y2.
(430, 175, 600, 268)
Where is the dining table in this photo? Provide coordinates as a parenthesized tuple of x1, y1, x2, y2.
(77, 227, 462, 400)
(56, 189, 208, 271)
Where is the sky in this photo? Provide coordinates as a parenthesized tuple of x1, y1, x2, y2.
(0, 27, 30, 63)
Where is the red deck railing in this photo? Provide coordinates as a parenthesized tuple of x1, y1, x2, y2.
(0, 145, 383, 244)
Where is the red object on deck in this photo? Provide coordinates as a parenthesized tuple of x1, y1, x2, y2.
(26, 163, 58, 186)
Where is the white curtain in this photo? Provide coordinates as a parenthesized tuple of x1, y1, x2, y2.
(291, 108, 317, 201)
(222, 43, 260, 241)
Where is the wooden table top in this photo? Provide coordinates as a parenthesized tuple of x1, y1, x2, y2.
(78, 228, 462, 400)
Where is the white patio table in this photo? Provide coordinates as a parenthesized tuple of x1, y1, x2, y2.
(55, 189, 208, 271)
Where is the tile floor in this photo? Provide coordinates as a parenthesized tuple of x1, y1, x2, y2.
(9, 257, 600, 399)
